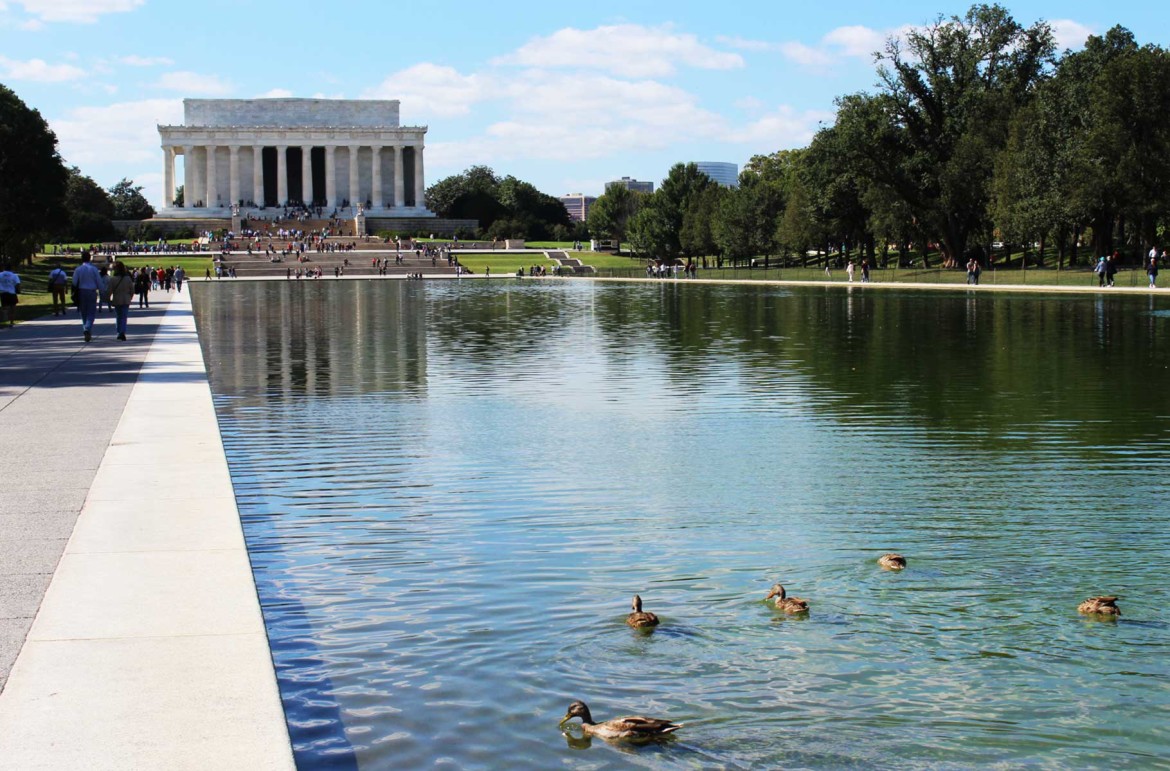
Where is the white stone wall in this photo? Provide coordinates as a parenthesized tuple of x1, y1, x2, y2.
(185, 98, 400, 128)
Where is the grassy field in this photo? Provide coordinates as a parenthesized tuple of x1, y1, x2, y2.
(590, 264, 1139, 286)
(454, 254, 556, 274)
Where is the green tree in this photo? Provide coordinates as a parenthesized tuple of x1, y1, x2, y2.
(0, 83, 69, 264)
(830, 4, 1054, 267)
(631, 163, 719, 259)
(62, 166, 115, 241)
(173, 184, 184, 207)
(109, 177, 155, 220)
(587, 182, 643, 252)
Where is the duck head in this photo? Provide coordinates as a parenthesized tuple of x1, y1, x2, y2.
(560, 700, 593, 727)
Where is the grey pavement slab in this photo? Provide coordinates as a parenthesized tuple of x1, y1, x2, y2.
(0, 289, 294, 767)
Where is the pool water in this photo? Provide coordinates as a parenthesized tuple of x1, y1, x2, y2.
(194, 280, 1170, 769)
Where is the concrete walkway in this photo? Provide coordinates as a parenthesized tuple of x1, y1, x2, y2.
(0, 292, 293, 769)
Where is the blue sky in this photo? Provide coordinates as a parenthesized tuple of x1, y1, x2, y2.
(1, 1, 1167, 209)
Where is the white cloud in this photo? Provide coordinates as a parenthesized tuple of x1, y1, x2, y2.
(155, 71, 233, 96)
(118, 54, 174, 67)
(778, 42, 833, 69)
(1051, 19, 1094, 52)
(822, 25, 887, 59)
(778, 24, 916, 69)
(51, 98, 183, 168)
(496, 23, 743, 78)
(13, 0, 144, 23)
(727, 106, 833, 145)
(257, 88, 294, 98)
(363, 63, 493, 118)
(0, 55, 85, 82)
(735, 96, 765, 112)
(715, 35, 774, 52)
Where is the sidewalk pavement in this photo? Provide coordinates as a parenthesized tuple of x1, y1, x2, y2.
(0, 291, 294, 769)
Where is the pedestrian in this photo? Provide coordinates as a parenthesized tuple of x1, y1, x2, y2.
(47, 263, 69, 315)
(0, 263, 20, 328)
(134, 267, 150, 308)
(861, 259, 871, 283)
(1095, 256, 1106, 287)
(71, 252, 104, 342)
(1106, 253, 1119, 287)
(174, 266, 185, 292)
(105, 261, 135, 341)
(1148, 253, 1159, 288)
(966, 257, 979, 285)
(846, 260, 855, 282)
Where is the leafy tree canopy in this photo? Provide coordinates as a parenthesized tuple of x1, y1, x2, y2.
(0, 82, 68, 263)
(109, 178, 155, 220)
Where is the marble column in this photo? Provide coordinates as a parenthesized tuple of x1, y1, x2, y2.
(229, 145, 240, 208)
(205, 145, 218, 208)
(413, 145, 425, 209)
(252, 146, 263, 207)
(181, 146, 193, 208)
(393, 146, 405, 209)
(163, 147, 174, 208)
(276, 145, 288, 206)
(192, 147, 205, 208)
(301, 144, 313, 205)
(370, 146, 383, 209)
(325, 146, 336, 208)
(348, 145, 359, 207)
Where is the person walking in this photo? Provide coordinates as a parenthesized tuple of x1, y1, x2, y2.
(105, 261, 135, 341)
(71, 252, 104, 342)
(174, 266, 185, 293)
(1106, 253, 1119, 287)
(0, 263, 20, 328)
(134, 267, 150, 308)
(1148, 253, 1159, 288)
(846, 260, 855, 282)
(47, 264, 69, 315)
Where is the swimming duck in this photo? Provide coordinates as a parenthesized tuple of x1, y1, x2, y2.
(1077, 596, 1121, 617)
(559, 700, 682, 741)
(878, 553, 907, 571)
(626, 595, 660, 629)
(765, 583, 809, 614)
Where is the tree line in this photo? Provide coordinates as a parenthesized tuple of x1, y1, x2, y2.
(589, 6, 1170, 269)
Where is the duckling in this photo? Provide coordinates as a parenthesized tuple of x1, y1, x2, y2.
(765, 583, 809, 614)
(559, 700, 682, 741)
(878, 553, 907, 571)
(626, 595, 660, 629)
(1077, 595, 1121, 617)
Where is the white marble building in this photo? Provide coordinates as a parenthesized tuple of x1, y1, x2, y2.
(157, 98, 434, 218)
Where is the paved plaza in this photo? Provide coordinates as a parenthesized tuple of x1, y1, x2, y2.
(0, 290, 293, 769)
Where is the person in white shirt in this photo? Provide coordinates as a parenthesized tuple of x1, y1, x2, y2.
(0, 263, 20, 328)
(71, 252, 105, 342)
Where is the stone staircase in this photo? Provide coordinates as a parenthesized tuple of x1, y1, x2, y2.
(546, 251, 594, 274)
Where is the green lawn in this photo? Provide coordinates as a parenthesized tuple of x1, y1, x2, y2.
(455, 254, 557, 274)
(591, 264, 1137, 286)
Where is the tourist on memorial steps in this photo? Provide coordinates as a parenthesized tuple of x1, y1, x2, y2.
(71, 252, 103, 342)
(0, 263, 20, 328)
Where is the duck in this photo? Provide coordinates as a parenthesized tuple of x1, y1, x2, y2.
(626, 595, 660, 629)
(1077, 595, 1121, 617)
(765, 583, 809, 614)
(878, 553, 907, 571)
(559, 700, 682, 741)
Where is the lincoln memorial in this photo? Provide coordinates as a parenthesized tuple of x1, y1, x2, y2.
(156, 98, 434, 219)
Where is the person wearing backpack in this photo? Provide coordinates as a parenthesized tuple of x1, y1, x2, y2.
(47, 264, 68, 315)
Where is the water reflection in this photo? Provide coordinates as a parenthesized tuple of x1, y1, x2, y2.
(193, 281, 1170, 769)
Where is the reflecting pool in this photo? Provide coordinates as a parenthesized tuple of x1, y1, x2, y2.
(193, 280, 1170, 769)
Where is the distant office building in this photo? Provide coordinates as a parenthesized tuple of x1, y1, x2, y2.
(694, 161, 739, 188)
(560, 193, 596, 222)
(610, 176, 654, 194)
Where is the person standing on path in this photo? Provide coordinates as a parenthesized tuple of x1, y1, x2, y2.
(71, 252, 103, 342)
(846, 261, 855, 282)
(105, 261, 135, 341)
(1148, 253, 1159, 288)
(134, 268, 150, 309)
(48, 264, 68, 315)
(174, 266, 185, 293)
(0, 263, 20, 328)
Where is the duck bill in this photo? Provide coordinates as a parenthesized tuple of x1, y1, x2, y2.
(558, 715, 571, 728)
